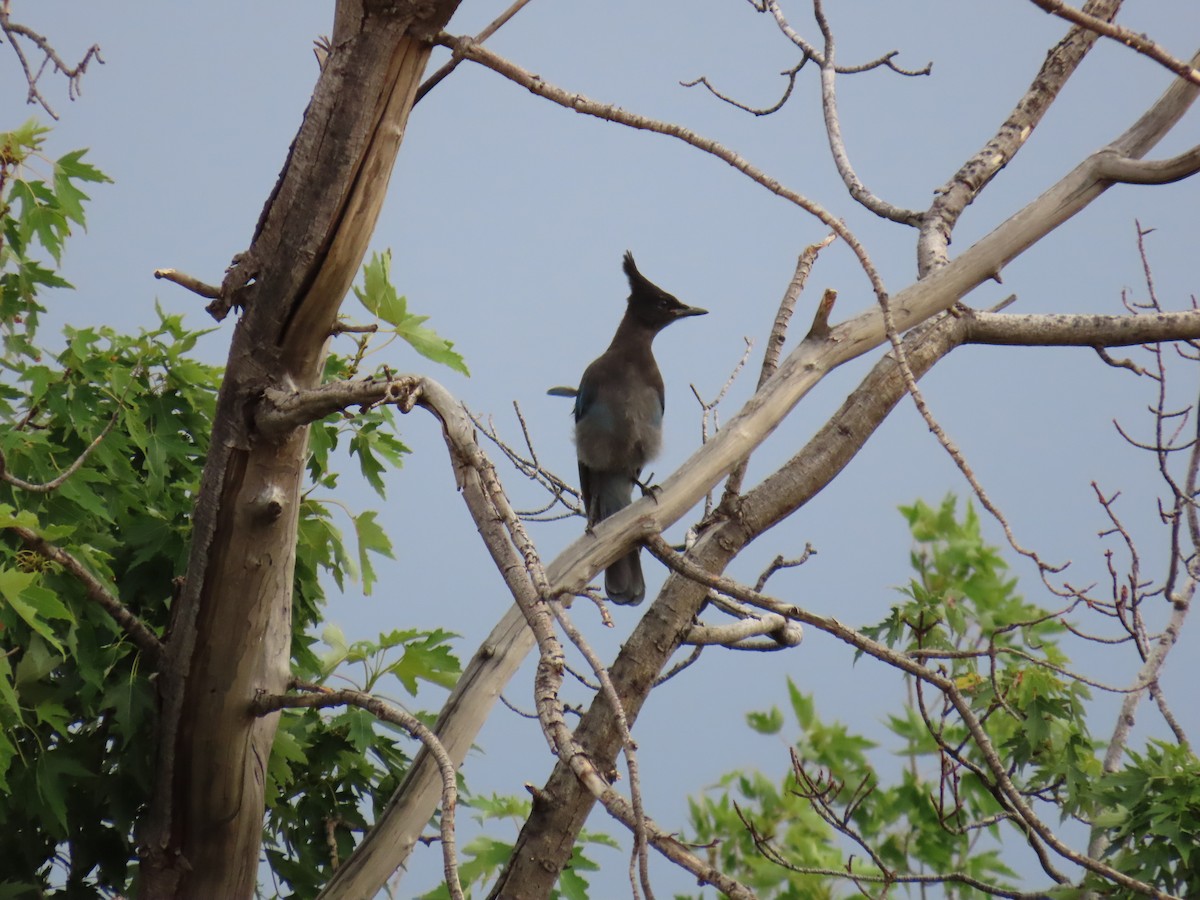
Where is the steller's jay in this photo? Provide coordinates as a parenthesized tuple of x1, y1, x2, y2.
(574, 252, 707, 605)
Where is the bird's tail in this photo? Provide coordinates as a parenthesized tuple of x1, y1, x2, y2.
(592, 472, 646, 606)
(604, 550, 645, 606)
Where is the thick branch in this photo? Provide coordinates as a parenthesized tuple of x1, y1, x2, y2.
(917, 0, 1123, 275)
(1095, 143, 1200, 185)
(336, 27, 1200, 899)
(1028, 0, 1200, 86)
(257, 375, 422, 437)
(964, 309, 1200, 346)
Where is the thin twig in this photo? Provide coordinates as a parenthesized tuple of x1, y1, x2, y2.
(0, 411, 119, 493)
(0, 7, 103, 119)
(414, 0, 535, 104)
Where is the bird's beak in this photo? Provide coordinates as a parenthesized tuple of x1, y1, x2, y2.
(675, 305, 708, 318)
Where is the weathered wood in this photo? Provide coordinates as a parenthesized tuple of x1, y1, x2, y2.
(138, 2, 461, 896)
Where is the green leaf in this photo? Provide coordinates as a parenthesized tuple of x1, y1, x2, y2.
(558, 866, 590, 900)
(353, 510, 394, 596)
(352, 250, 469, 375)
(333, 707, 376, 752)
(0, 569, 71, 653)
(746, 706, 784, 735)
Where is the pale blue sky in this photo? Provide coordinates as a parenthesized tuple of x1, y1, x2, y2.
(4, 1, 1199, 896)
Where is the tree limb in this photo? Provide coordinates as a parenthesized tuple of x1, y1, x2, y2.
(7, 525, 163, 662)
(253, 682, 465, 900)
(965, 308, 1200, 346)
(1028, 0, 1200, 86)
(432, 30, 889, 301)
(0, 6, 103, 119)
(917, 0, 1124, 275)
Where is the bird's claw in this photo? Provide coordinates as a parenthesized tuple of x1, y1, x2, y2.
(636, 476, 662, 504)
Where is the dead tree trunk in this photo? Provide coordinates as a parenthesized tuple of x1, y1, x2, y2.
(137, 2, 461, 895)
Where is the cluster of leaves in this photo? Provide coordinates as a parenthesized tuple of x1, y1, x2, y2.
(1085, 740, 1200, 895)
(872, 498, 1096, 824)
(685, 675, 1016, 899)
(415, 793, 619, 900)
(0, 121, 191, 892)
(0, 124, 469, 895)
(263, 625, 462, 896)
(683, 497, 1199, 898)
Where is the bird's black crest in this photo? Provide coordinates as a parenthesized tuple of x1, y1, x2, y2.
(623, 251, 662, 300)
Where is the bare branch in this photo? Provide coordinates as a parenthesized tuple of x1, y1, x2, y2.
(1095, 143, 1200, 185)
(918, 0, 1124, 275)
(414, 0, 534, 104)
(1028, 0, 1200, 86)
(257, 375, 423, 437)
(755, 545, 817, 591)
(153, 268, 222, 300)
(6, 525, 163, 662)
(721, 234, 836, 501)
(685, 614, 802, 648)
(433, 31, 889, 301)
(0, 7, 103, 119)
(681, 62, 806, 116)
(254, 682, 465, 900)
(806, 0, 924, 225)
(964, 308, 1200, 346)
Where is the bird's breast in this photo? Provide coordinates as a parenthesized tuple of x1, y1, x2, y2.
(574, 382, 663, 474)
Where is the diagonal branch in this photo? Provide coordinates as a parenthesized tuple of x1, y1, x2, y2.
(413, 0, 534, 104)
(7, 525, 163, 662)
(0, 412, 119, 494)
(433, 30, 889, 302)
(917, 0, 1124, 275)
(1028, 0, 1200, 86)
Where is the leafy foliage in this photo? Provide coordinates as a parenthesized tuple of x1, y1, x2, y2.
(350, 250, 469, 376)
(0, 125, 467, 895)
(1085, 740, 1200, 895)
(415, 793, 619, 900)
(682, 497, 1196, 898)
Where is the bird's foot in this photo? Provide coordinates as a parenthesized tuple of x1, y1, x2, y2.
(636, 474, 662, 504)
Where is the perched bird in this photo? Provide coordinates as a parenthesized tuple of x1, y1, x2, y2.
(574, 252, 707, 605)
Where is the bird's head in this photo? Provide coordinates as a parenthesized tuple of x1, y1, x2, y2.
(623, 251, 707, 331)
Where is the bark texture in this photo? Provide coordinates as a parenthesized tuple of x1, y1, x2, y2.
(137, 2, 461, 896)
